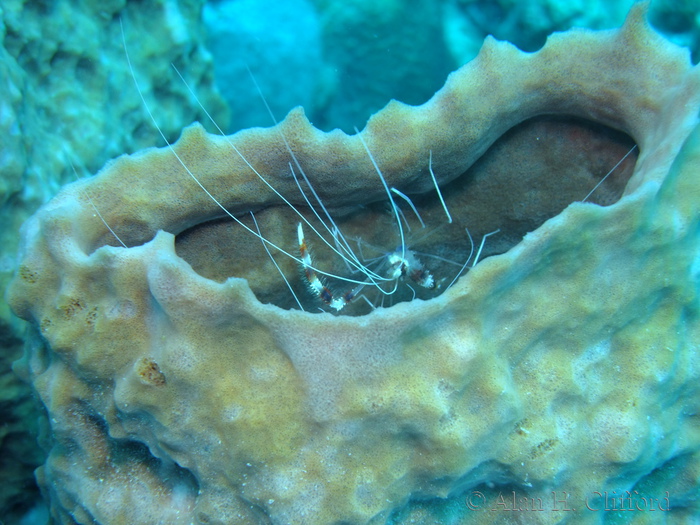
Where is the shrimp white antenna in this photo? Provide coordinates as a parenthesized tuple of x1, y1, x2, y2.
(582, 144, 637, 203)
(70, 161, 128, 248)
(394, 204, 412, 232)
(288, 162, 387, 287)
(169, 59, 387, 289)
(446, 228, 499, 290)
(250, 212, 304, 311)
(390, 188, 425, 229)
(359, 295, 376, 310)
(120, 18, 375, 289)
(429, 150, 452, 223)
(406, 283, 417, 301)
(241, 64, 382, 284)
(473, 229, 500, 267)
(446, 228, 474, 291)
(354, 128, 407, 263)
(124, 21, 461, 311)
(297, 222, 367, 311)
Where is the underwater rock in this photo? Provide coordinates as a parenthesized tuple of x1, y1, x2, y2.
(0, 0, 227, 330)
(7, 4, 700, 524)
(0, 0, 226, 519)
(0, 320, 45, 522)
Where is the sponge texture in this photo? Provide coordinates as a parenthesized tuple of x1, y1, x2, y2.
(7, 5, 700, 524)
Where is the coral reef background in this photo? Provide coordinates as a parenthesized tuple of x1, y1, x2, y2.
(1, 0, 699, 523)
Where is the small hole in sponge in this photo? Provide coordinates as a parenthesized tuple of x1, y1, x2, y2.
(136, 357, 167, 387)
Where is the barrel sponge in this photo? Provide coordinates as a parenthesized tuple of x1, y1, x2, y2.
(7, 4, 700, 524)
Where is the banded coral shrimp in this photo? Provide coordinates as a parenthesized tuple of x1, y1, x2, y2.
(100, 19, 487, 316)
(162, 120, 480, 315)
(180, 112, 638, 318)
(84, 20, 640, 317)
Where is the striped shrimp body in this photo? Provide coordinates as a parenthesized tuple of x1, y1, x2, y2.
(297, 222, 438, 312)
(291, 142, 471, 312)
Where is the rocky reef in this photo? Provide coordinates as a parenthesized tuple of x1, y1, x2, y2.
(0, 0, 225, 519)
(6, 3, 700, 524)
(0, 0, 227, 329)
